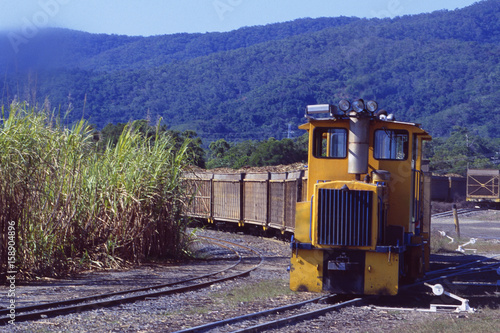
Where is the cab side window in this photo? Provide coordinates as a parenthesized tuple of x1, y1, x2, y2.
(313, 128, 347, 158)
(374, 129, 408, 160)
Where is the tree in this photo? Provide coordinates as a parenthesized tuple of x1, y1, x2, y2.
(209, 139, 230, 159)
(427, 127, 498, 175)
(99, 120, 206, 167)
(206, 136, 307, 169)
(168, 130, 206, 168)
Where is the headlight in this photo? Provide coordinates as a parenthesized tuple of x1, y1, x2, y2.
(366, 100, 378, 112)
(352, 99, 365, 113)
(338, 99, 351, 112)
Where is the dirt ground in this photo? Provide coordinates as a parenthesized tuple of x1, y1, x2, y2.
(431, 209, 500, 240)
(2, 209, 499, 332)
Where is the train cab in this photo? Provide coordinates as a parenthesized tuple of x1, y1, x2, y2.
(290, 100, 432, 295)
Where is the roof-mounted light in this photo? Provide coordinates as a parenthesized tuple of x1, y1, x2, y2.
(305, 104, 342, 118)
(352, 99, 365, 113)
(366, 100, 378, 112)
(306, 99, 391, 120)
(306, 104, 332, 114)
(376, 109, 388, 119)
(338, 99, 351, 112)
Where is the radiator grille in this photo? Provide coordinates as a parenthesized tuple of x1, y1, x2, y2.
(317, 188, 373, 246)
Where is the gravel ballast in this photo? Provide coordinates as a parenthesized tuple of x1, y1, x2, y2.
(2, 220, 500, 332)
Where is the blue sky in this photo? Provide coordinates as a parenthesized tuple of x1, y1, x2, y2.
(0, 0, 481, 36)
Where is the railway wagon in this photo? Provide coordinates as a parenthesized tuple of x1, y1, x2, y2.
(184, 170, 307, 233)
(290, 100, 432, 295)
(466, 169, 500, 204)
(431, 175, 466, 202)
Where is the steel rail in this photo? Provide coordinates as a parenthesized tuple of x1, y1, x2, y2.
(0, 237, 242, 318)
(402, 256, 500, 291)
(232, 297, 363, 333)
(0, 236, 264, 325)
(173, 295, 329, 333)
(173, 295, 362, 333)
(451, 281, 500, 287)
(432, 208, 478, 219)
(424, 254, 500, 277)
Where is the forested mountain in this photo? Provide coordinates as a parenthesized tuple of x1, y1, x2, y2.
(0, 17, 358, 72)
(0, 0, 499, 144)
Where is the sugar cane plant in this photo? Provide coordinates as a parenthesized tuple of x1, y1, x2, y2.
(0, 102, 193, 281)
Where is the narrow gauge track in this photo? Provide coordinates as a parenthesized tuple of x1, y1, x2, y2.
(431, 208, 479, 219)
(174, 295, 363, 333)
(0, 236, 263, 325)
(402, 254, 500, 292)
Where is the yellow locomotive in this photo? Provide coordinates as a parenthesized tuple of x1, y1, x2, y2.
(290, 99, 432, 295)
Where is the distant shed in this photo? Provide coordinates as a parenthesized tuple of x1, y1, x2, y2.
(466, 169, 500, 203)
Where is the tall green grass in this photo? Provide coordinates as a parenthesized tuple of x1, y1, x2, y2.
(0, 103, 192, 280)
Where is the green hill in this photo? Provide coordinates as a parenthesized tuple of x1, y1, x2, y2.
(1, 0, 499, 143)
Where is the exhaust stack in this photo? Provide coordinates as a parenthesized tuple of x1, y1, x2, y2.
(348, 117, 369, 175)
